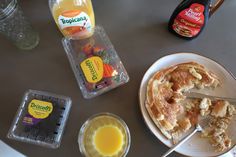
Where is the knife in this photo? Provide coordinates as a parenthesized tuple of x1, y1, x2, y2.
(184, 92, 236, 104)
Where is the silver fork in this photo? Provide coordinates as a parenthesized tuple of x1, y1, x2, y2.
(161, 117, 210, 157)
(184, 92, 236, 104)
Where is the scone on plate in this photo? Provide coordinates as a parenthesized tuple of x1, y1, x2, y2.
(145, 62, 220, 140)
(201, 100, 236, 152)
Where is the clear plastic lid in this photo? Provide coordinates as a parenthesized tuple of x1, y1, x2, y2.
(7, 89, 72, 149)
(62, 26, 129, 99)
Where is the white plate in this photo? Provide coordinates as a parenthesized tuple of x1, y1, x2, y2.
(0, 140, 25, 157)
(139, 53, 236, 157)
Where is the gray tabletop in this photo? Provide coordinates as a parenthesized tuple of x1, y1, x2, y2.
(0, 0, 236, 157)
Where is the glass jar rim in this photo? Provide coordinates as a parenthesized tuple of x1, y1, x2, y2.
(0, 0, 17, 20)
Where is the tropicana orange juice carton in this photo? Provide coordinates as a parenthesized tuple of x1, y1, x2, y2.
(49, 0, 95, 39)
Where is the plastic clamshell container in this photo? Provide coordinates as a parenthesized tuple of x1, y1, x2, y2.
(62, 26, 129, 99)
(7, 89, 72, 149)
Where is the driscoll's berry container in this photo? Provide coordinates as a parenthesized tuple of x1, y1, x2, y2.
(62, 26, 129, 99)
(7, 89, 72, 149)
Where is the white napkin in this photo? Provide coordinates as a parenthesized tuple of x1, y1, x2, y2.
(0, 140, 25, 157)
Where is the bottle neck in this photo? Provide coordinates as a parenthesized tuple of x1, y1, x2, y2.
(0, 0, 17, 20)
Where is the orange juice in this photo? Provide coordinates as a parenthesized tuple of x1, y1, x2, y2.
(78, 113, 131, 157)
(93, 125, 124, 156)
(50, 0, 95, 38)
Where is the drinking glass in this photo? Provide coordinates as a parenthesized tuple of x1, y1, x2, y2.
(0, 0, 39, 50)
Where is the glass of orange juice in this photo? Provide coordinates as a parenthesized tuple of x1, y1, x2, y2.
(78, 113, 131, 157)
(49, 0, 95, 39)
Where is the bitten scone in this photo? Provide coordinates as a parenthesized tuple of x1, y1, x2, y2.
(145, 62, 219, 139)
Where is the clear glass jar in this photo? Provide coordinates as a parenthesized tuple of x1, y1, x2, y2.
(0, 0, 39, 50)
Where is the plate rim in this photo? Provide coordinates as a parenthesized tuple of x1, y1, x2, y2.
(138, 52, 236, 157)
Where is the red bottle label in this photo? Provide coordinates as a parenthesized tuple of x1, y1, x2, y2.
(172, 3, 205, 37)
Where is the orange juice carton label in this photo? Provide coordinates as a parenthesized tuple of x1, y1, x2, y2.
(58, 10, 92, 35)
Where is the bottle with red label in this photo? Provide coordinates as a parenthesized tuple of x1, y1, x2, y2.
(168, 0, 224, 39)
